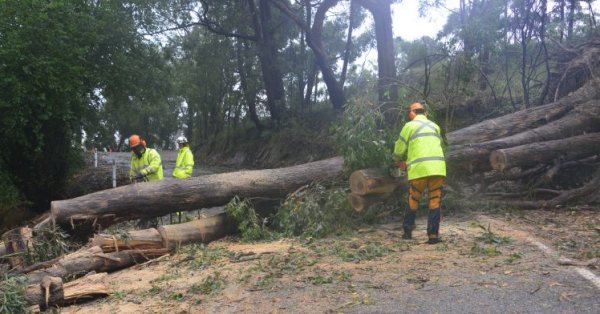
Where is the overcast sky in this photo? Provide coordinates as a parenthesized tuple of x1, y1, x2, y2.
(391, 0, 458, 41)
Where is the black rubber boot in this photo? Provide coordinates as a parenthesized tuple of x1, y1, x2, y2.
(427, 208, 441, 244)
(403, 209, 416, 240)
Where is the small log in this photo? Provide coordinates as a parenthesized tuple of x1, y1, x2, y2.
(25, 276, 63, 310)
(348, 192, 393, 212)
(490, 133, 600, 171)
(26, 246, 168, 284)
(90, 228, 164, 253)
(2, 227, 33, 270)
(0, 242, 6, 258)
(157, 211, 236, 250)
(62, 272, 110, 304)
(349, 168, 404, 196)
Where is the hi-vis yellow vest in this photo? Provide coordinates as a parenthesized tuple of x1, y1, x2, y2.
(393, 115, 446, 180)
(129, 148, 164, 181)
(173, 146, 194, 179)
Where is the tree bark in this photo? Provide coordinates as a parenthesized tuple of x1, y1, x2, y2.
(26, 246, 168, 285)
(51, 157, 344, 230)
(25, 276, 63, 310)
(447, 78, 600, 145)
(90, 228, 164, 253)
(158, 212, 235, 250)
(489, 133, 600, 171)
(349, 168, 404, 195)
(448, 100, 600, 171)
(348, 192, 393, 212)
(2, 227, 33, 270)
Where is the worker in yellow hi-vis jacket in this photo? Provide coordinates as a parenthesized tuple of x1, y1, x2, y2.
(393, 102, 446, 244)
(172, 136, 194, 223)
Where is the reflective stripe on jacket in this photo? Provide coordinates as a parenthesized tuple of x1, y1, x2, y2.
(129, 148, 164, 181)
(393, 114, 446, 180)
(173, 146, 194, 179)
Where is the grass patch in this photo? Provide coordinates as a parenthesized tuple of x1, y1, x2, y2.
(504, 252, 524, 264)
(0, 274, 27, 314)
(176, 244, 230, 270)
(474, 223, 513, 245)
(470, 243, 502, 257)
(332, 241, 392, 262)
(188, 272, 225, 295)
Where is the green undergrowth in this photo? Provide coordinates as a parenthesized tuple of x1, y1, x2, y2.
(0, 274, 28, 314)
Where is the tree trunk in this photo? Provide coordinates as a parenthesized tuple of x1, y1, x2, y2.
(447, 78, 600, 145)
(2, 227, 33, 270)
(51, 157, 344, 230)
(90, 228, 164, 253)
(490, 133, 600, 171)
(158, 212, 235, 250)
(26, 246, 168, 285)
(448, 100, 600, 171)
(62, 272, 110, 304)
(357, 0, 398, 124)
(349, 168, 404, 195)
(348, 192, 393, 212)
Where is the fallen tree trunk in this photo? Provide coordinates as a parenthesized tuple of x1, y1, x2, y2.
(158, 212, 235, 250)
(448, 101, 600, 171)
(490, 133, 600, 171)
(26, 246, 168, 285)
(51, 157, 343, 231)
(447, 78, 600, 145)
(90, 228, 164, 253)
(25, 273, 110, 310)
(348, 192, 394, 212)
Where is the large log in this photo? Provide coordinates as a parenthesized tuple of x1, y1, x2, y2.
(157, 211, 235, 250)
(349, 168, 404, 195)
(490, 133, 600, 171)
(447, 78, 600, 145)
(26, 246, 168, 284)
(2, 227, 33, 270)
(447, 100, 600, 171)
(51, 157, 343, 230)
(348, 192, 394, 212)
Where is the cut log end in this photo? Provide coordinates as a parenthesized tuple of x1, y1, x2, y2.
(490, 150, 508, 171)
(348, 192, 393, 212)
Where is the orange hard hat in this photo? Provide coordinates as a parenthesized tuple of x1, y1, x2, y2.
(408, 102, 425, 120)
(129, 134, 142, 148)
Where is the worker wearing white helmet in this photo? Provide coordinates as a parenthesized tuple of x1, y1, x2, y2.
(173, 136, 194, 179)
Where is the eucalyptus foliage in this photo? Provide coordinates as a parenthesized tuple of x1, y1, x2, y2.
(0, 274, 28, 314)
(333, 99, 398, 174)
(225, 196, 272, 242)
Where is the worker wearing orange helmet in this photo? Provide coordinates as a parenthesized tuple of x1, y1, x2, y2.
(393, 102, 446, 244)
(128, 134, 164, 182)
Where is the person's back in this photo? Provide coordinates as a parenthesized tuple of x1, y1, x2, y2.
(393, 103, 446, 244)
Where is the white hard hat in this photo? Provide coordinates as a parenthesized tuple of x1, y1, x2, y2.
(176, 136, 188, 144)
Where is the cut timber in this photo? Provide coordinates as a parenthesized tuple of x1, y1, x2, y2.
(448, 100, 600, 171)
(26, 246, 168, 285)
(0, 242, 6, 258)
(25, 276, 63, 310)
(349, 168, 404, 195)
(2, 227, 33, 270)
(447, 78, 600, 145)
(51, 157, 343, 230)
(490, 133, 600, 171)
(157, 211, 235, 250)
(62, 273, 110, 304)
(348, 192, 393, 212)
(91, 228, 163, 253)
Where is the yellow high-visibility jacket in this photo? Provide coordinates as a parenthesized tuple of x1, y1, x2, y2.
(129, 148, 164, 181)
(393, 114, 446, 180)
(173, 146, 194, 179)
